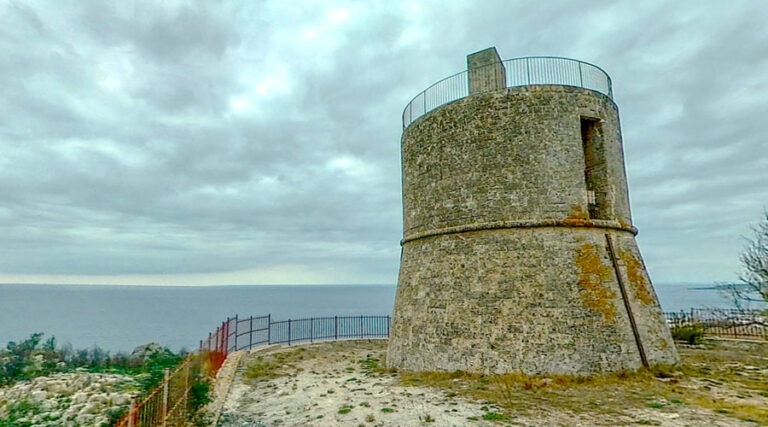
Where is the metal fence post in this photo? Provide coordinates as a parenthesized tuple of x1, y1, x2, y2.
(267, 314, 272, 344)
(387, 316, 391, 337)
(526, 57, 531, 84)
(249, 315, 253, 350)
(184, 361, 189, 414)
(334, 316, 338, 340)
(578, 62, 583, 87)
(288, 319, 291, 346)
(225, 318, 230, 354)
(360, 315, 364, 338)
(310, 318, 314, 343)
(234, 314, 239, 351)
(127, 399, 135, 427)
(162, 368, 169, 427)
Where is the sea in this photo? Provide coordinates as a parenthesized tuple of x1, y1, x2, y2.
(0, 283, 764, 353)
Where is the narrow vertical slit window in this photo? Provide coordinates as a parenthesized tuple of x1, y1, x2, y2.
(581, 117, 608, 219)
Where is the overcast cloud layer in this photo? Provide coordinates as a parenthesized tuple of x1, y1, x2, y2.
(1, 0, 766, 285)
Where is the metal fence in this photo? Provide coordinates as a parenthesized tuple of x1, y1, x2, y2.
(665, 308, 767, 341)
(402, 56, 613, 129)
(115, 353, 210, 427)
(116, 314, 389, 427)
(200, 314, 392, 355)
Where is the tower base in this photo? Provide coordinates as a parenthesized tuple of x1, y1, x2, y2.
(387, 226, 678, 375)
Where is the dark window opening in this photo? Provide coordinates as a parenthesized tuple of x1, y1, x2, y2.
(581, 117, 608, 220)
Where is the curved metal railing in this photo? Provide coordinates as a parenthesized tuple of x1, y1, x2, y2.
(402, 56, 613, 129)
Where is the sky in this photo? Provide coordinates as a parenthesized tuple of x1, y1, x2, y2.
(0, 0, 766, 286)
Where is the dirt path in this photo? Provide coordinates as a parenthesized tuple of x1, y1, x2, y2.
(218, 340, 501, 426)
(217, 339, 767, 426)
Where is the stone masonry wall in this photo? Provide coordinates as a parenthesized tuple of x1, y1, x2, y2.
(388, 85, 678, 375)
(400, 85, 632, 241)
(388, 227, 677, 375)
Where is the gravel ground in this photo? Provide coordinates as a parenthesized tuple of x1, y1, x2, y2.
(216, 339, 767, 427)
(218, 340, 501, 427)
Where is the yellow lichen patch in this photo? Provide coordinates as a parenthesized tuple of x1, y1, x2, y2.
(574, 244, 616, 323)
(619, 249, 654, 306)
(564, 205, 589, 224)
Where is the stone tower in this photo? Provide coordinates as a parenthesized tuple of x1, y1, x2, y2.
(387, 48, 678, 375)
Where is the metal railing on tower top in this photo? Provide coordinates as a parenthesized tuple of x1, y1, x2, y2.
(402, 56, 613, 129)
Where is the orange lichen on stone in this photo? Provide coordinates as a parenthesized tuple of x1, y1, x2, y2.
(564, 205, 589, 226)
(619, 249, 654, 306)
(574, 243, 616, 323)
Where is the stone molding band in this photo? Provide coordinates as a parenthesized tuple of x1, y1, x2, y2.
(401, 219, 638, 245)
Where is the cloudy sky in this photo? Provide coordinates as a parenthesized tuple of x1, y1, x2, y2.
(0, 0, 766, 286)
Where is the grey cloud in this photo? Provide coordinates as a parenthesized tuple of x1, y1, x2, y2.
(0, 0, 765, 284)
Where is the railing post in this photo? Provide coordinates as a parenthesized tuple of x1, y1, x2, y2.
(183, 361, 189, 416)
(360, 315, 364, 339)
(127, 399, 135, 427)
(310, 318, 314, 343)
(526, 57, 531, 84)
(288, 319, 291, 346)
(267, 314, 272, 344)
(162, 368, 169, 427)
(249, 316, 253, 350)
(387, 316, 391, 337)
(234, 314, 239, 352)
(335, 316, 338, 340)
(578, 61, 583, 87)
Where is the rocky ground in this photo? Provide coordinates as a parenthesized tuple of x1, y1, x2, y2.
(217, 339, 768, 427)
(0, 371, 136, 426)
(218, 341, 499, 427)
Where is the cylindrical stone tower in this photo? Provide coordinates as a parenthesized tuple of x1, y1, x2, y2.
(387, 48, 678, 376)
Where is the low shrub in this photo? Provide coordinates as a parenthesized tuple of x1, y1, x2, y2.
(671, 325, 705, 345)
(189, 381, 212, 410)
(0, 333, 184, 393)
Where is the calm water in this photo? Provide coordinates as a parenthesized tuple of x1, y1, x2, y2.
(0, 283, 762, 352)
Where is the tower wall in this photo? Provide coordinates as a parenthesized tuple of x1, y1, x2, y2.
(388, 85, 678, 375)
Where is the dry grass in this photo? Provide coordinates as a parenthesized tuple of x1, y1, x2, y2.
(398, 339, 768, 424)
(244, 347, 315, 380)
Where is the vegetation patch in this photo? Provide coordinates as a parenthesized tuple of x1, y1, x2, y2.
(0, 333, 198, 427)
(398, 340, 768, 424)
(244, 347, 312, 381)
(671, 325, 705, 345)
(0, 333, 184, 392)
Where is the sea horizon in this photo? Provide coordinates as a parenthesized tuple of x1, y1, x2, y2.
(1, 282, 764, 353)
